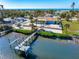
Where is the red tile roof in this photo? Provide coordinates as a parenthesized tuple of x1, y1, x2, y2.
(46, 17, 57, 21)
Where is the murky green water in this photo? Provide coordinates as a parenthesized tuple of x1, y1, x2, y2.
(0, 33, 79, 59)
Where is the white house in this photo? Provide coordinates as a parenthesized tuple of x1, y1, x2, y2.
(3, 18, 14, 24)
(43, 24, 62, 33)
(69, 17, 78, 21)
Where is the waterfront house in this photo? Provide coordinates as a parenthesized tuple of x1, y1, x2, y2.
(44, 17, 62, 33)
(34, 16, 62, 33)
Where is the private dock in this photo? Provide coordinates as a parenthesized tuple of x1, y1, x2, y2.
(9, 29, 40, 56)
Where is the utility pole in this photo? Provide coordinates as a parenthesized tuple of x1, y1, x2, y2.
(0, 4, 4, 24)
(0, 4, 5, 31)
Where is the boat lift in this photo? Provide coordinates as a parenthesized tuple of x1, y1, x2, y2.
(9, 29, 40, 56)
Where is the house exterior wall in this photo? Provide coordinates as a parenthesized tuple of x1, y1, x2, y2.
(43, 28, 62, 33)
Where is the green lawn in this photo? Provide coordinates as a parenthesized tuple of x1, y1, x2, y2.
(62, 20, 79, 35)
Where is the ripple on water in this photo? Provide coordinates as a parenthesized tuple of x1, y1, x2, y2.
(0, 32, 25, 59)
(31, 36, 79, 59)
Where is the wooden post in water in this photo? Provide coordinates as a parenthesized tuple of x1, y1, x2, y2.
(7, 38, 13, 49)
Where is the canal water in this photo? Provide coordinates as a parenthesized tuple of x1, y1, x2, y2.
(0, 32, 27, 59)
(0, 32, 79, 59)
(31, 36, 79, 59)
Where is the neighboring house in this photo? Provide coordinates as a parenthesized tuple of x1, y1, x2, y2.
(15, 17, 28, 23)
(12, 18, 32, 30)
(69, 17, 78, 21)
(3, 18, 14, 24)
(37, 17, 46, 21)
(33, 17, 46, 27)
(20, 20, 32, 30)
(45, 14, 53, 17)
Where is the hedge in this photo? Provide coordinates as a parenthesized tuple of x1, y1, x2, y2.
(37, 31, 72, 40)
(13, 29, 34, 35)
(73, 32, 79, 36)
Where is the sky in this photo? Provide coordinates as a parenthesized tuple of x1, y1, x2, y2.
(0, 0, 79, 9)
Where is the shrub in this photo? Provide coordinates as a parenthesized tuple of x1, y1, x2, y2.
(13, 29, 34, 35)
(37, 31, 72, 40)
(73, 32, 79, 36)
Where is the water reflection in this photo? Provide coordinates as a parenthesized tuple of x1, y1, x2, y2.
(30, 36, 79, 59)
(25, 53, 37, 59)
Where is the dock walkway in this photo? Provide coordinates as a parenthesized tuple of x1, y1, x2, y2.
(9, 29, 40, 55)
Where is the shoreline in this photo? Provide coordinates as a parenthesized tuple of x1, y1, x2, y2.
(1, 31, 79, 45)
(40, 36, 79, 44)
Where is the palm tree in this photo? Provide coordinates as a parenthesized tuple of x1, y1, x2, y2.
(60, 12, 66, 18)
(70, 2, 76, 20)
(35, 19, 38, 26)
(0, 5, 5, 31)
(66, 13, 71, 21)
(29, 15, 34, 29)
(71, 2, 75, 11)
(77, 13, 79, 23)
(0, 5, 4, 23)
(64, 24, 70, 33)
